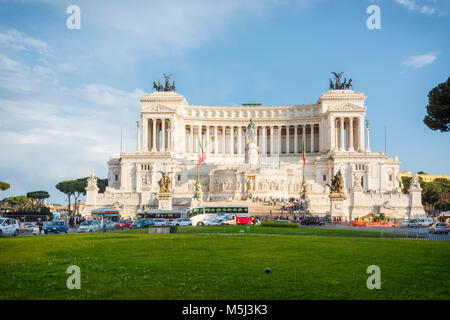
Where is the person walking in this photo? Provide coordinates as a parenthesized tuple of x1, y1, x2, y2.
(37, 218, 43, 235)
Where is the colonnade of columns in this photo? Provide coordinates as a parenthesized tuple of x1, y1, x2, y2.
(140, 118, 172, 152)
(184, 123, 320, 155)
(333, 116, 364, 152)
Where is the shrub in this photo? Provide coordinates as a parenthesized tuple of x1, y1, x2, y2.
(260, 222, 298, 228)
(148, 225, 178, 233)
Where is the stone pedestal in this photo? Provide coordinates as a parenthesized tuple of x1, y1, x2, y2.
(329, 192, 346, 219)
(247, 143, 259, 165)
(191, 196, 203, 207)
(158, 192, 173, 210)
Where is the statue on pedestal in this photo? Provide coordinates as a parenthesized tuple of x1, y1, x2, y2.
(158, 171, 172, 194)
(87, 172, 98, 188)
(245, 119, 259, 165)
(328, 170, 344, 195)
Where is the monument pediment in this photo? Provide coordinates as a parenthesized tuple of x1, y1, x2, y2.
(327, 103, 365, 113)
(142, 103, 177, 113)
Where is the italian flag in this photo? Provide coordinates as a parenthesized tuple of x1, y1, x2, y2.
(302, 143, 306, 166)
(198, 138, 206, 165)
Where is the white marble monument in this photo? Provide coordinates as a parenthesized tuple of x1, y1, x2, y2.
(82, 76, 425, 220)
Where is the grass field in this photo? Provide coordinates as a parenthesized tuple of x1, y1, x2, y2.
(0, 226, 449, 300)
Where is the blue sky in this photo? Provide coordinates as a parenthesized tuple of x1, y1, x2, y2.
(0, 0, 449, 204)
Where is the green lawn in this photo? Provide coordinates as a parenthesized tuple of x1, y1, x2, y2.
(0, 228, 448, 300)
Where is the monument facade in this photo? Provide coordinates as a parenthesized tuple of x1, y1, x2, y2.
(82, 75, 425, 220)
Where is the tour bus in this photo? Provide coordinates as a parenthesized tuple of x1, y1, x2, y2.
(91, 207, 120, 222)
(185, 205, 256, 225)
(137, 209, 184, 219)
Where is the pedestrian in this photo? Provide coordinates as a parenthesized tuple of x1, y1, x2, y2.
(37, 218, 43, 235)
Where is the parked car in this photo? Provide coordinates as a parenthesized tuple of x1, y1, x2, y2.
(300, 216, 323, 226)
(399, 219, 410, 228)
(0, 218, 20, 237)
(428, 222, 448, 234)
(417, 217, 434, 227)
(44, 220, 69, 234)
(77, 220, 100, 233)
(169, 218, 192, 226)
(153, 219, 167, 226)
(131, 218, 154, 229)
(115, 220, 133, 229)
(404, 219, 420, 228)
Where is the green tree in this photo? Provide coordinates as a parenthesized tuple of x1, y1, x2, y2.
(56, 177, 108, 215)
(423, 77, 450, 132)
(401, 176, 412, 194)
(55, 180, 76, 214)
(422, 182, 442, 207)
(0, 181, 10, 191)
(26, 191, 50, 211)
(2, 195, 33, 212)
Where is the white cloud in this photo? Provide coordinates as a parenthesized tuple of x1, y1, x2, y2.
(0, 29, 51, 55)
(395, 0, 440, 15)
(402, 53, 438, 68)
(0, 53, 142, 200)
(80, 84, 145, 108)
(0, 55, 58, 92)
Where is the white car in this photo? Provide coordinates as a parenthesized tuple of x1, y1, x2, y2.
(77, 220, 100, 233)
(153, 219, 167, 226)
(428, 222, 448, 234)
(190, 214, 223, 226)
(417, 217, 433, 227)
(169, 218, 192, 226)
(0, 218, 20, 237)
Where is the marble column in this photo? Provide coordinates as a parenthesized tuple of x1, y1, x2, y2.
(366, 120, 370, 152)
(286, 125, 290, 154)
(348, 117, 354, 151)
(317, 124, 320, 152)
(141, 118, 147, 152)
(358, 116, 364, 151)
(230, 125, 234, 155)
(277, 126, 281, 154)
(161, 119, 166, 151)
(189, 124, 194, 153)
(237, 126, 242, 154)
(339, 117, 344, 151)
(167, 120, 171, 151)
(214, 126, 218, 155)
(294, 125, 298, 154)
(206, 125, 210, 154)
(262, 126, 267, 154)
(310, 124, 314, 153)
(270, 126, 274, 155)
(152, 119, 157, 152)
(329, 116, 335, 151)
(222, 126, 226, 154)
